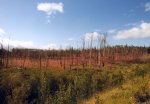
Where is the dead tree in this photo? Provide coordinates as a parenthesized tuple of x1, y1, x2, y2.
(89, 34, 94, 67)
(0, 43, 4, 69)
(39, 50, 42, 69)
(46, 50, 49, 69)
(98, 33, 107, 67)
(97, 34, 102, 67)
(69, 46, 74, 69)
(81, 36, 85, 68)
(22, 49, 28, 68)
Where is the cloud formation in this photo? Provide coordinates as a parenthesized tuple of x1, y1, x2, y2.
(145, 2, 150, 11)
(1, 37, 58, 50)
(82, 32, 105, 41)
(0, 28, 58, 50)
(37, 2, 64, 16)
(114, 22, 150, 39)
(0, 37, 34, 49)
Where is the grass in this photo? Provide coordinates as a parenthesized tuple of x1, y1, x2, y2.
(81, 63, 150, 104)
(0, 60, 150, 104)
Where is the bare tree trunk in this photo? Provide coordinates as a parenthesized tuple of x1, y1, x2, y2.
(39, 50, 42, 69)
(6, 37, 10, 68)
(46, 50, 49, 69)
(82, 37, 85, 68)
(22, 50, 27, 68)
(63, 50, 66, 69)
(98, 37, 101, 67)
(89, 36, 93, 68)
(0, 43, 4, 69)
(71, 47, 74, 67)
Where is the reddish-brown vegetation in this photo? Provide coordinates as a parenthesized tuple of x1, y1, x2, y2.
(0, 45, 149, 69)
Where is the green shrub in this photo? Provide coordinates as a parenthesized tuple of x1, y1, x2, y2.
(133, 84, 150, 102)
(111, 71, 124, 86)
(95, 95, 103, 104)
(131, 66, 146, 78)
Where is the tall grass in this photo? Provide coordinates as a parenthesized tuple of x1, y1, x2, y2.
(0, 62, 150, 104)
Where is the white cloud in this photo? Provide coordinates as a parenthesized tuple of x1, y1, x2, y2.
(0, 37, 58, 50)
(0, 37, 34, 49)
(0, 28, 6, 36)
(37, 2, 64, 16)
(0, 28, 35, 49)
(108, 29, 116, 34)
(0, 28, 58, 50)
(82, 32, 105, 41)
(124, 20, 145, 27)
(145, 2, 150, 11)
(114, 22, 150, 39)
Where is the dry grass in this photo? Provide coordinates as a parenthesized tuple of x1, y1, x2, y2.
(81, 72, 150, 104)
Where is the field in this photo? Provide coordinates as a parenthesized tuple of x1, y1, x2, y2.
(1, 0, 150, 104)
(0, 54, 150, 104)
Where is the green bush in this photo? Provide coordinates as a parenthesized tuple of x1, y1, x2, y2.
(95, 95, 103, 104)
(132, 66, 145, 78)
(133, 83, 150, 103)
(111, 71, 124, 86)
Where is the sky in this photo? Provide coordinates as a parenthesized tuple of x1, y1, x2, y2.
(0, 0, 150, 49)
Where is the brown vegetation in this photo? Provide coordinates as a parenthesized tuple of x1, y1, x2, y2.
(0, 45, 149, 69)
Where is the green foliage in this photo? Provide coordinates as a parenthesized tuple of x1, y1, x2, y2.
(0, 62, 150, 104)
(132, 77, 150, 103)
(95, 95, 103, 104)
(111, 71, 124, 86)
(132, 66, 146, 78)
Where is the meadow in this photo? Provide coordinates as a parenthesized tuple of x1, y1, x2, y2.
(0, 56, 150, 104)
(1, 0, 150, 104)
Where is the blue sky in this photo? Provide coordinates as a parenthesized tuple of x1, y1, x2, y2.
(0, 0, 150, 49)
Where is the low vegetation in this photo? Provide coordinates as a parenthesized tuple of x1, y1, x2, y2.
(0, 59, 150, 104)
(82, 62, 150, 104)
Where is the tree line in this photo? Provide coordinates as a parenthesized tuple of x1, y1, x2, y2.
(0, 43, 150, 69)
